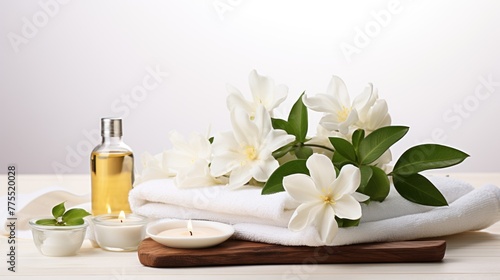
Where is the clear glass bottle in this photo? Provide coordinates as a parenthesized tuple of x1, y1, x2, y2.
(91, 118, 134, 216)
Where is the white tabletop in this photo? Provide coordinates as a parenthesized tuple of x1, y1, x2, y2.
(1, 173, 500, 279)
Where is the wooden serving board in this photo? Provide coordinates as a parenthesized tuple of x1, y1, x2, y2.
(138, 238, 446, 267)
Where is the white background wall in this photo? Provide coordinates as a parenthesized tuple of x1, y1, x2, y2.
(1, 0, 499, 175)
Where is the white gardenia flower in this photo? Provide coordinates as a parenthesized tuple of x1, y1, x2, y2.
(210, 105, 295, 188)
(302, 75, 359, 135)
(163, 131, 218, 188)
(283, 154, 362, 245)
(133, 151, 172, 186)
(175, 159, 221, 188)
(353, 83, 391, 134)
(227, 69, 288, 119)
(303, 76, 391, 136)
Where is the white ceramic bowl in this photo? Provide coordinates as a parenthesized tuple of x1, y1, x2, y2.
(29, 218, 88, 257)
(147, 220, 234, 249)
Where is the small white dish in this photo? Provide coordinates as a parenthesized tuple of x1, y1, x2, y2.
(147, 220, 234, 249)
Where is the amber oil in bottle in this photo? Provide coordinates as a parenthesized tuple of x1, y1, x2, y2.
(91, 118, 134, 216)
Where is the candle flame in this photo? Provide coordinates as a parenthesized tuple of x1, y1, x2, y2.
(187, 219, 193, 236)
(118, 211, 126, 223)
(106, 204, 111, 214)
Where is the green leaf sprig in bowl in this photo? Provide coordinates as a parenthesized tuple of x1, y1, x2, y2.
(35, 202, 91, 226)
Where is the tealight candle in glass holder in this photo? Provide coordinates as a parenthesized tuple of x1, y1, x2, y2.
(93, 211, 148, 251)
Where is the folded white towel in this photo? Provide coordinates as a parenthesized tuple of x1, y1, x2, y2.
(129, 175, 499, 246)
(129, 176, 473, 227)
(232, 185, 500, 246)
(130, 180, 297, 227)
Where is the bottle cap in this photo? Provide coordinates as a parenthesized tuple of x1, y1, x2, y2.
(101, 117, 122, 137)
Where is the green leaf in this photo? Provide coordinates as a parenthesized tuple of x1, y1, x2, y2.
(272, 143, 294, 159)
(357, 166, 390, 202)
(208, 137, 214, 144)
(329, 137, 357, 162)
(36, 219, 58, 226)
(294, 146, 313, 159)
(262, 159, 309, 195)
(393, 173, 448, 206)
(62, 208, 91, 225)
(271, 118, 292, 134)
(351, 129, 365, 152)
(331, 152, 354, 170)
(65, 218, 85, 226)
(52, 201, 66, 219)
(358, 126, 409, 165)
(392, 144, 470, 175)
(358, 165, 373, 191)
(287, 92, 308, 142)
(336, 217, 360, 228)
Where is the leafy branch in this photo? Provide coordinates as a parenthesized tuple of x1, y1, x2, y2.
(264, 93, 469, 209)
(35, 202, 91, 226)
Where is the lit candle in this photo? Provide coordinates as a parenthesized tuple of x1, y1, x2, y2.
(158, 219, 224, 237)
(188, 219, 193, 236)
(147, 220, 234, 249)
(92, 211, 148, 252)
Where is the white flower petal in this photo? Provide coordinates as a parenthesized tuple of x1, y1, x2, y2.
(230, 107, 260, 146)
(283, 174, 321, 203)
(326, 76, 350, 107)
(253, 105, 272, 140)
(226, 83, 242, 95)
(352, 192, 370, 202)
(162, 131, 213, 177)
(140, 151, 155, 168)
(374, 149, 392, 165)
(333, 195, 362, 220)
(210, 132, 243, 177)
(211, 132, 238, 154)
(353, 83, 376, 121)
(184, 132, 211, 159)
(318, 205, 338, 244)
(288, 201, 324, 232)
(226, 91, 253, 114)
(318, 114, 342, 132)
(366, 99, 390, 131)
(133, 166, 171, 186)
(302, 94, 340, 113)
(337, 109, 359, 135)
(306, 154, 336, 192)
(352, 84, 372, 107)
(210, 151, 241, 177)
(250, 157, 279, 182)
(382, 114, 392, 128)
(168, 131, 192, 152)
(261, 129, 295, 154)
(269, 84, 288, 112)
(331, 165, 361, 198)
(373, 149, 393, 173)
(227, 165, 253, 189)
(249, 69, 274, 108)
(175, 160, 216, 188)
(163, 150, 194, 172)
